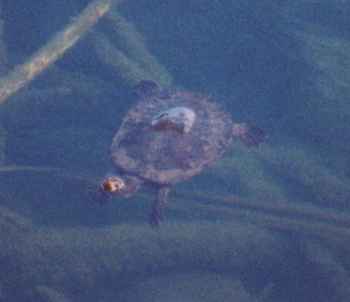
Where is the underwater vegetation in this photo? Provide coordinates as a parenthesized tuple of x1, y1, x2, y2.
(0, 0, 349, 301)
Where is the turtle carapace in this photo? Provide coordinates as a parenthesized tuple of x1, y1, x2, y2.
(100, 80, 265, 226)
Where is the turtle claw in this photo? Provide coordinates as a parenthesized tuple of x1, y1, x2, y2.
(232, 123, 266, 147)
(244, 127, 266, 146)
(149, 186, 170, 227)
(94, 188, 112, 206)
(149, 209, 163, 227)
(247, 125, 266, 146)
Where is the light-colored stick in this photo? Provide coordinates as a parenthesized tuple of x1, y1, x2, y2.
(0, 0, 120, 104)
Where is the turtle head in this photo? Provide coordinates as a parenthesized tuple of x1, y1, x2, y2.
(100, 175, 141, 198)
(101, 175, 125, 193)
(151, 106, 196, 134)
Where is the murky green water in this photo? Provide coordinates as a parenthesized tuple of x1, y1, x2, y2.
(0, 1, 349, 301)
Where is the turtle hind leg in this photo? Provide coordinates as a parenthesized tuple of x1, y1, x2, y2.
(232, 123, 266, 147)
(149, 186, 170, 227)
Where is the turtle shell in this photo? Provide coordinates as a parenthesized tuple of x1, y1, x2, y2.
(111, 87, 233, 185)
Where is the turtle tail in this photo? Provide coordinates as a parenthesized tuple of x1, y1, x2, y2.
(232, 123, 266, 147)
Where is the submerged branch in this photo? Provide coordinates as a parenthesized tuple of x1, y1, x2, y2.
(0, 0, 121, 104)
(0, 2, 7, 75)
(92, 31, 153, 85)
(0, 165, 61, 173)
(173, 191, 350, 242)
(104, 10, 173, 86)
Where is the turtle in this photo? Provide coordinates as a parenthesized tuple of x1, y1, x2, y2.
(100, 80, 265, 226)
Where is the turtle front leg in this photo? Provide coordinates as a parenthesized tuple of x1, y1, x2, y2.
(149, 186, 171, 227)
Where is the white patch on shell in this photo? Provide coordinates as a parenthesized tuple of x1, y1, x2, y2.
(151, 106, 196, 134)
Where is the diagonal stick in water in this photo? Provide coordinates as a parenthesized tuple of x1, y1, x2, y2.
(0, 0, 123, 104)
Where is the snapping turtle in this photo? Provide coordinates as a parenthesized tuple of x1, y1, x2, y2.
(100, 80, 265, 226)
